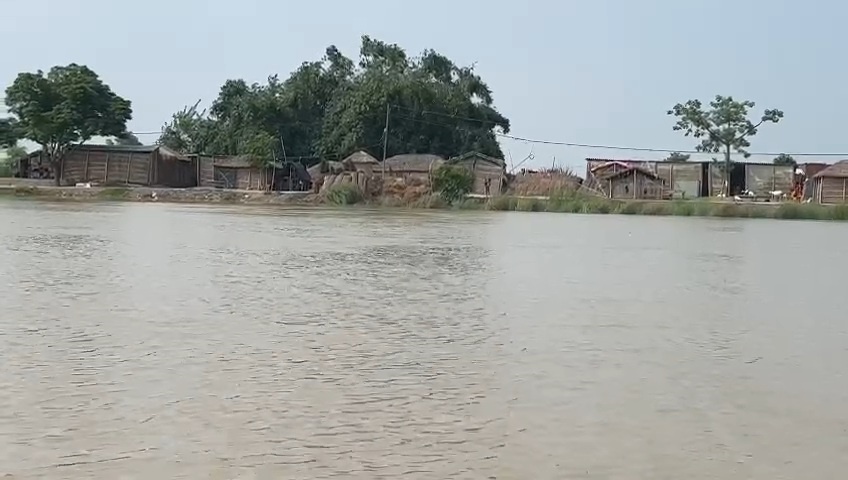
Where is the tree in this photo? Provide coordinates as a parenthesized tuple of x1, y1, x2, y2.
(158, 100, 213, 154)
(0, 118, 19, 148)
(158, 36, 510, 162)
(668, 95, 783, 194)
(106, 132, 142, 146)
(662, 152, 690, 162)
(4, 64, 132, 185)
(773, 153, 797, 167)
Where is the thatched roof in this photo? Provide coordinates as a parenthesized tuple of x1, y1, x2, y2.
(342, 150, 379, 165)
(598, 165, 661, 181)
(306, 160, 344, 179)
(384, 154, 445, 173)
(449, 151, 506, 167)
(813, 160, 848, 178)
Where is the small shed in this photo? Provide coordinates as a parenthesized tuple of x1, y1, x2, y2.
(811, 160, 848, 204)
(594, 163, 666, 199)
(382, 154, 445, 183)
(448, 151, 506, 195)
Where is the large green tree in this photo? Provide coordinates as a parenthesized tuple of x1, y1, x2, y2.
(159, 36, 510, 162)
(0, 118, 18, 148)
(4, 64, 133, 184)
(668, 95, 783, 194)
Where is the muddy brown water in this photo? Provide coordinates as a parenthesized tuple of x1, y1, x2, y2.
(1, 199, 847, 479)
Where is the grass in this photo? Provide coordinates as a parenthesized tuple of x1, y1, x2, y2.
(479, 189, 848, 221)
(324, 184, 364, 205)
(5, 183, 848, 221)
(97, 187, 131, 200)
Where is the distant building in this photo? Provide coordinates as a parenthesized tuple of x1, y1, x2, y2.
(589, 161, 666, 199)
(382, 154, 445, 183)
(196, 155, 310, 191)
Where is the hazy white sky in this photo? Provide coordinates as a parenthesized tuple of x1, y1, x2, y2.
(2, 0, 845, 169)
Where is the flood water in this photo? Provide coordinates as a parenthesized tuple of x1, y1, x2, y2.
(1, 199, 847, 479)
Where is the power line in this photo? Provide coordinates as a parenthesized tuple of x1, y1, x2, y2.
(390, 104, 848, 158)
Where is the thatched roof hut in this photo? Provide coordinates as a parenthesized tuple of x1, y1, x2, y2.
(811, 160, 848, 203)
(383, 154, 445, 175)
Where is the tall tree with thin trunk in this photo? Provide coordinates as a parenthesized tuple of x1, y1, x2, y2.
(4, 64, 132, 185)
(667, 95, 783, 194)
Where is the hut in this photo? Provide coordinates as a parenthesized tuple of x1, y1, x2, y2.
(382, 154, 445, 183)
(341, 151, 380, 176)
(448, 151, 506, 195)
(18, 145, 195, 187)
(196, 155, 310, 191)
(592, 161, 666, 199)
(811, 160, 848, 204)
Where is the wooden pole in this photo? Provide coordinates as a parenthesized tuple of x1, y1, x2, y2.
(83, 151, 90, 181)
(104, 152, 110, 183)
(843, 178, 846, 202)
(381, 103, 390, 194)
(126, 152, 134, 184)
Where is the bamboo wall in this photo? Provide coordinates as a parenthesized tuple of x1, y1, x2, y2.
(816, 177, 848, 204)
(62, 149, 153, 185)
(745, 164, 793, 194)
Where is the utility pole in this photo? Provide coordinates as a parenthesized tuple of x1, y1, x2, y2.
(381, 103, 390, 194)
(280, 135, 291, 191)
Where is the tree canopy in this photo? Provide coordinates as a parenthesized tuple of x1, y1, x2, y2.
(772, 153, 797, 167)
(668, 95, 783, 161)
(0, 118, 18, 148)
(159, 36, 510, 164)
(4, 64, 132, 183)
(662, 152, 690, 162)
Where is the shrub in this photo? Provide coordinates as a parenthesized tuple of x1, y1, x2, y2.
(325, 183, 363, 205)
(432, 165, 474, 204)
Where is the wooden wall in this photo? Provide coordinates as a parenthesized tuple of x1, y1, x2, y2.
(745, 164, 793, 194)
(62, 149, 153, 186)
(817, 177, 848, 204)
(608, 172, 664, 199)
(453, 158, 505, 195)
(655, 162, 702, 198)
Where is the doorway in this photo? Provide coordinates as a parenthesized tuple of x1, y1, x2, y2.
(729, 163, 746, 195)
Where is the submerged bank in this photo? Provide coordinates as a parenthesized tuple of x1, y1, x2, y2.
(3, 183, 848, 221)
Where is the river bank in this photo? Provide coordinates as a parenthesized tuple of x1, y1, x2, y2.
(3, 183, 848, 221)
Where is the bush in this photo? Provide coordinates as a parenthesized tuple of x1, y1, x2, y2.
(325, 183, 364, 205)
(432, 165, 474, 204)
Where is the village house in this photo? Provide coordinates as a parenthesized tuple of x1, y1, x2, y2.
(195, 155, 310, 191)
(589, 160, 667, 199)
(382, 153, 445, 183)
(17, 144, 195, 187)
(810, 160, 848, 204)
(447, 151, 506, 195)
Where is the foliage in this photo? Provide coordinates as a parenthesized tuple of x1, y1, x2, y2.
(668, 96, 783, 157)
(0, 118, 19, 148)
(773, 153, 797, 167)
(106, 132, 142, 146)
(158, 101, 213, 154)
(158, 36, 509, 162)
(431, 165, 474, 203)
(4, 64, 132, 184)
(0, 145, 27, 177)
(324, 183, 364, 205)
(662, 152, 690, 162)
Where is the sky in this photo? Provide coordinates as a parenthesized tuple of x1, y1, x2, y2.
(1, 0, 846, 171)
